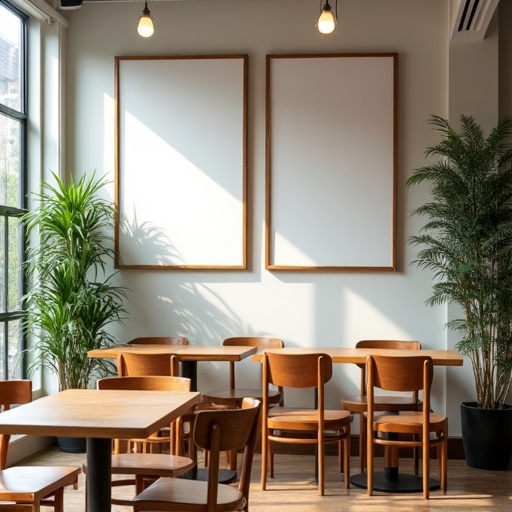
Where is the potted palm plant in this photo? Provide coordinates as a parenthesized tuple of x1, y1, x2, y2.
(23, 172, 128, 451)
(406, 114, 512, 470)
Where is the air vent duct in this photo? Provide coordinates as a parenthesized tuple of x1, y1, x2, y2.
(451, 0, 499, 42)
(59, 0, 83, 9)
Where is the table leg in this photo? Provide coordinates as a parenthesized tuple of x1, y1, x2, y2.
(180, 361, 198, 391)
(351, 471, 440, 492)
(351, 439, 440, 492)
(86, 438, 112, 512)
(179, 360, 236, 483)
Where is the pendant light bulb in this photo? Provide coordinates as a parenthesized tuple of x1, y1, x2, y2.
(138, 1, 154, 38)
(317, 1, 337, 35)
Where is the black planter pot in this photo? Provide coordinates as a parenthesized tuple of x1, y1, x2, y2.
(460, 401, 512, 470)
(57, 436, 86, 453)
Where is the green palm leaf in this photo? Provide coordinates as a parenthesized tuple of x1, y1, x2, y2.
(22, 172, 127, 390)
(407, 115, 512, 409)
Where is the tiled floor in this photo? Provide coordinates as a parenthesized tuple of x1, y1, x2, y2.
(20, 447, 512, 511)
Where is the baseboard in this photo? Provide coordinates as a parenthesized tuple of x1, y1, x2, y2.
(7, 435, 55, 466)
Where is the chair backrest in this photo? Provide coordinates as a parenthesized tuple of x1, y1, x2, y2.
(223, 337, 284, 389)
(264, 352, 333, 388)
(223, 337, 284, 350)
(97, 375, 191, 392)
(0, 380, 32, 470)
(193, 397, 261, 506)
(366, 355, 433, 421)
(116, 352, 179, 377)
(97, 375, 191, 455)
(127, 336, 189, 346)
(356, 340, 421, 394)
(262, 352, 332, 415)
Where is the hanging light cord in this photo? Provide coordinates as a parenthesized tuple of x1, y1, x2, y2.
(324, 0, 338, 18)
(142, 0, 150, 17)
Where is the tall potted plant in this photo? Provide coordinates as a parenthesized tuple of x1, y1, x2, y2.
(406, 114, 512, 470)
(23, 172, 128, 450)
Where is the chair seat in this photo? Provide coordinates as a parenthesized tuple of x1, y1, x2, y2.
(132, 400, 261, 510)
(0, 466, 81, 499)
(109, 453, 194, 475)
(83, 451, 194, 508)
(133, 476, 245, 510)
(268, 407, 352, 431)
(342, 395, 421, 413)
(374, 411, 447, 435)
(82, 453, 194, 508)
(202, 388, 281, 407)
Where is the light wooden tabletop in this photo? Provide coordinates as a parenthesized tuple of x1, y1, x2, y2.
(88, 344, 257, 362)
(0, 389, 201, 439)
(251, 347, 463, 366)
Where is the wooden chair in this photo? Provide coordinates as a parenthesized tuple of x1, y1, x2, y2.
(116, 352, 182, 454)
(117, 351, 221, 461)
(202, 337, 284, 470)
(203, 337, 284, 406)
(0, 380, 81, 512)
(341, 340, 422, 472)
(81, 375, 195, 508)
(124, 335, 189, 377)
(366, 355, 448, 499)
(210, 338, 284, 399)
(128, 337, 189, 370)
(261, 352, 352, 496)
(117, 351, 181, 384)
(132, 397, 261, 512)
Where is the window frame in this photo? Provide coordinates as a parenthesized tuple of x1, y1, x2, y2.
(0, 0, 28, 380)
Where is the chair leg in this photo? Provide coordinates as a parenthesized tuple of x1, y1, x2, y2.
(318, 440, 324, 496)
(261, 433, 268, 490)
(440, 436, 448, 493)
(413, 435, 420, 474)
(367, 427, 374, 496)
(423, 439, 430, 499)
(228, 448, 238, 470)
(135, 474, 158, 494)
(344, 429, 351, 489)
(53, 488, 64, 512)
(269, 439, 275, 478)
(359, 414, 366, 472)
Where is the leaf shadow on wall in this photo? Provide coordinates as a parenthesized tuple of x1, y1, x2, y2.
(115, 209, 267, 389)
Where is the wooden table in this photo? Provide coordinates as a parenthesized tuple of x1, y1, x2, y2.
(251, 347, 463, 366)
(89, 343, 258, 483)
(0, 388, 200, 512)
(89, 344, 258, 391)
(252, 347, 463, 492)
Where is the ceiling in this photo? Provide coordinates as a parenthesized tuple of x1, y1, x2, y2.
(59, 0, 501, 43)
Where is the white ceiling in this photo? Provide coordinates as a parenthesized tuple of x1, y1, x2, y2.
(61, 0, 501, 43)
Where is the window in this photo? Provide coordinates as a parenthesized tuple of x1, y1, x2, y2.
(0, 0, 27, 380)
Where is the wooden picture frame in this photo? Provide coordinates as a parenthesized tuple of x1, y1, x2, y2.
(265, 53, 397, 271)
(115, 55, 248, 269)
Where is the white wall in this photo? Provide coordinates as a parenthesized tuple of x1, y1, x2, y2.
(62, 0, 510, 437)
